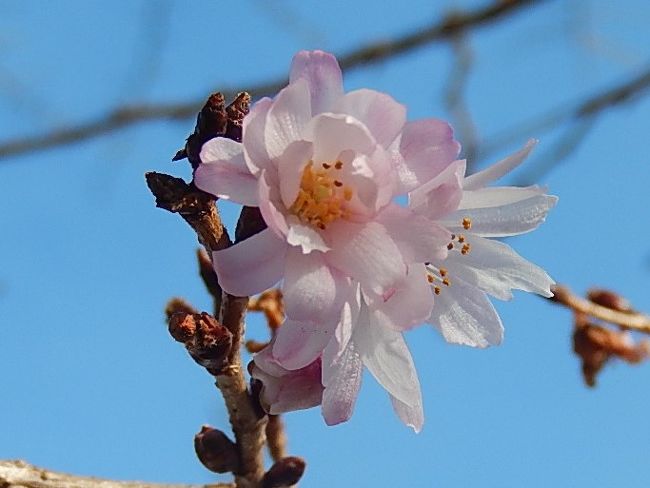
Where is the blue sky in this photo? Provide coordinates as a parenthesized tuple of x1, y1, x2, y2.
(1, 1, 649, 487)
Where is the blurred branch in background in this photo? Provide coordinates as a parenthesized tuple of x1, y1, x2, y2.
(0, 0, 545, 161)
(548, 285, 650, 387)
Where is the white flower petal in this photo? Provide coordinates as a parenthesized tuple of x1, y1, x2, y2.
(212, 228, 287, 297)
(258, 169, 289, 238)
(463, 139, 537, 190)
(306, 113, 376, 162)
(242, 97, 273, 175)
(449, 235, 554, 300)
(441, 191, 558, 237)
(289, 50, 343, 114)
(195, 138, 259, 206)
(324, 220, 406, 295)
(321, 338, 363, 426)
(286, 218, 330, 253)
(265, 78, 311, 160)
(354, 302, 421, 407)
(333, 89, 406, 147)
(277, 140, 314, 209)
(390, 393, 424, 433)
(428, 275, 503, 347)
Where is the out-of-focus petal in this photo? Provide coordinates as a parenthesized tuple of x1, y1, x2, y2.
(428, 275, 503, 347)
(195, 138, 259, 206)
(324, 220, 406, 295)
(463, 139, 537, 190)
(289, 50, 343, 115)
(409, 159, 466, 220)
(354, 303, 421, 407)
(378, 204, 451, 262)
(449, 235, 554, 300)
(333, 89, 406, 147)
(394, 119, 461, 193)
(212, 228, 287, 297)
(265, 78, 311, 160)
(242, 97, 273, 175)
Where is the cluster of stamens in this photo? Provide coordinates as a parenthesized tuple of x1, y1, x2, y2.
(289, 160, 354, 230)
(446, 217, 472, 255)
(427, 266, 450, 295)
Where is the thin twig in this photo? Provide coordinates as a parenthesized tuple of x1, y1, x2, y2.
(0, 460, 234, 488)
(549, 285, 650, 334)
(265, 416, 288, 463)
(0, 0, 546, 160)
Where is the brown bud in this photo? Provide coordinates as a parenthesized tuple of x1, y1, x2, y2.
(168, 312, 197, 343)
(587, 288, 633, 313)
(188, 313, 233, 375)
(194, 425, 239, 474)
(262, 457, 306, 488)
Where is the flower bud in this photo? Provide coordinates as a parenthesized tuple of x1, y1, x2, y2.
(587, 288, 632, 313)
(262, 456, 306, 488)
(194, 425, 239, 474)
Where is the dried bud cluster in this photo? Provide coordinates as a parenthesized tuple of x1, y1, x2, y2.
(168, 310, 233, 376)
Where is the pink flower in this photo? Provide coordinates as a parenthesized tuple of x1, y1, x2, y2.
(195, 50, 458, 370)
(195, 50, 556, 432)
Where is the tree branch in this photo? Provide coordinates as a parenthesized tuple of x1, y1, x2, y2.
(0, 460, 234, 488)
(0, 0, 546, 161)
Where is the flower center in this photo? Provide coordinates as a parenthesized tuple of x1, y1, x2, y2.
(289, 160, 354, 230)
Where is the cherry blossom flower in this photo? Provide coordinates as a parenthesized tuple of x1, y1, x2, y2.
(195, 49, 556, 432)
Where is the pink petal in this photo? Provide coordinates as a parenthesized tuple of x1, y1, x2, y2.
(195, 138, 258, 206)
(322, 284, 360, 377)
(394, 119, 461, 193)
(289, 50, 343, 115)
(409, 159, 466, 220)
(265, 78, 312, 160)
(427, 274, 503, 348)
(272, 318, 335, 371)
(333, 89, 406, 147)
(212, 228, 287, 297)
(242, 97, 273, 175)
(463, 139, 537, 190)
(324, 220, 406, 295)
(364, 264, 434, 331)
(282, 248, 343, 322)
(306, 113, 376, 162)
(321, 338, 363, 426)
(377, 204, 451, 262)
(258, 169, 289, 238)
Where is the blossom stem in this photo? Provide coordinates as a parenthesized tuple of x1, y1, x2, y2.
(549, 285, 650, 334)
